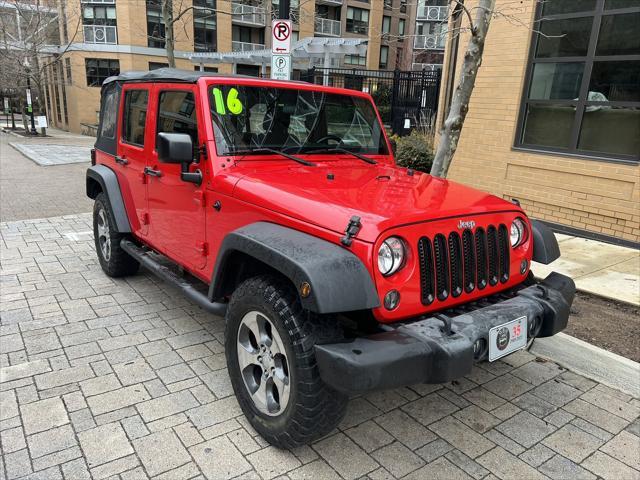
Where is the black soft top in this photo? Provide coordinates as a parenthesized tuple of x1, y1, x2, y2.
(103, 68, 253, 86)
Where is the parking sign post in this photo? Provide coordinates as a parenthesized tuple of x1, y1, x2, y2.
(271, 19, 292, 81)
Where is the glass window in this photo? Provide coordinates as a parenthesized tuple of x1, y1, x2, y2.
(85, 58, 119, 87)
(382, 16, 390, 34)
(517, 2, 640, 161)
(596, 13, 640, 56)
(344, 54, 366, 66)
(157, 91, 198, 147)
(146, 0, 165, 48)
(542, 0, 596, 16)
(210, 85, 388, 155)
(194, 0, 217, 52)
(535, 18, 592, 58)
(346, 7, 369, 34)
(398, 18, 405, 36)
(149, 62, 169, 70)
(99, 87, 118, 139)
(379, 45, 389, 69)
(122, 90, 148, 146)
(528, 63, 584, 100)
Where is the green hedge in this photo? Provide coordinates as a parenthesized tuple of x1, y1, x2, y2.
(391, 130, 434, 173)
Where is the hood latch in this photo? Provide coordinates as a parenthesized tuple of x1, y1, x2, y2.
(341, 216, 362, 247)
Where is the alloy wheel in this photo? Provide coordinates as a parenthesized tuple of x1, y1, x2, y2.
(96, 208, 111, 261)
(236, 310, 291, 416)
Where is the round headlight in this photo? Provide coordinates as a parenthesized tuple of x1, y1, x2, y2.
(377, 236, 405, 276)
(510, 218, 527, 248)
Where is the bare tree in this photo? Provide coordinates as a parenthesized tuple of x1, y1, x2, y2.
(430, 0, 495, 178)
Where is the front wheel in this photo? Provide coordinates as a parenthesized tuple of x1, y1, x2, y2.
(225, 275, 348, 448)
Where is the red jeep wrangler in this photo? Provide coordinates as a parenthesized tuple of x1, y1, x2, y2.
(87, 68, 574, 448)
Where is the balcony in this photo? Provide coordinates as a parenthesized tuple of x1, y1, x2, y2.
(232, 41, 266, 52)
(83, 25, 117, 44)
(411, 62, 443, 71)
(414, 33, 446, 50)
(231, 3, 266, 26)
(416, 5, 448, 21)
(314, 18, 340, 37)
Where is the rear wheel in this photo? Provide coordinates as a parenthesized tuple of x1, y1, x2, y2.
(225, 274, 348, 448)
(93, 193, 139, 277)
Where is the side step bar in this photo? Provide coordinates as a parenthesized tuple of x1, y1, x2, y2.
(120, 239, 228, 317)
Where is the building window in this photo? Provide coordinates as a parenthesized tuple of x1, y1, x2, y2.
(85, 58, 120, 87)
(344, 54, 366, 66)
(517, 1, 640, 161)
(194, 66, 219, 72)
(379, 45, 389, 69)
(398, 18, 405, 39)
(82, 4, 117, 43)
(346, 7, 369, 35)
(384, 0, 392, 10)
(65, 58, 72, 85)
(194, 0, 217, 52)
(146, 0, 165, 48)
(382, 16, 390, 35)
(149, 62, 169, 70)
(123, 90, 149, 146)
(399, 0, 406, 13)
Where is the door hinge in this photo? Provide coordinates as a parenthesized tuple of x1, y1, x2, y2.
(195, 241, 208, 256)
(141, 213, 150, 225)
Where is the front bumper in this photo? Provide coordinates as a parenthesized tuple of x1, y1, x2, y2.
(314, 272, 575, 394)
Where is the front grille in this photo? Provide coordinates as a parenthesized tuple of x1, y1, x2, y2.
(418, 224, 510, 305)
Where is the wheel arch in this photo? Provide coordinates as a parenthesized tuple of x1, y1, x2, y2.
(209, 222, 380, 314)
(86, 165, 131, 233)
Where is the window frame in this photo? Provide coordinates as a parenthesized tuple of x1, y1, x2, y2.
(85, 58, 120, 87)
(155, 89, 200, 152)
(514, 0, 640, 163)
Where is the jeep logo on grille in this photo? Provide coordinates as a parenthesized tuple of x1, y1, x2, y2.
(458, 220, 476, 230)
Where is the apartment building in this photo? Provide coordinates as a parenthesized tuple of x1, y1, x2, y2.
(40, 0, 428, 133)
(411, 0, 447, 70)
(438, 0, 639, 244)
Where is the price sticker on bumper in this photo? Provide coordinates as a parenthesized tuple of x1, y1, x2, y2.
(489, 316, 527, 361)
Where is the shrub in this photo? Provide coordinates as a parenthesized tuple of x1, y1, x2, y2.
(391, 130, 434, 173)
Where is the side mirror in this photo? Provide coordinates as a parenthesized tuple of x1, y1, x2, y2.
(157, 132, 193, 164)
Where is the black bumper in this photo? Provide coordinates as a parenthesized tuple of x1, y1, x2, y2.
(314, 272, 575, 394)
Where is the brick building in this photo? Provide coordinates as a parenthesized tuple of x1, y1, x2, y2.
(39, 0, 431, 134)
(438, 0, 639, 245)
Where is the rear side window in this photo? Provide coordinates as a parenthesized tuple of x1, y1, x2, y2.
(122, 90, 149, 146)
(157, 91, 198, 147)
(98, 86, 118, 139)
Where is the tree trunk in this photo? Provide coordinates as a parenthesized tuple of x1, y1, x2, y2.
(162, 0, 176, 68)
(430, 0, 495, 178)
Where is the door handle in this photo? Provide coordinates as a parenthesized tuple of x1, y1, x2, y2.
(115, 156, 129, 166)
(144, 166, 162, 177)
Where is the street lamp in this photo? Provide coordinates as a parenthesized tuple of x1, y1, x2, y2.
(23, 58, 38, 135)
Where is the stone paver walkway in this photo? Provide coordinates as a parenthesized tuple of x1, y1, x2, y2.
(1, 213, 639, 480)
(9, 144, 92, 166)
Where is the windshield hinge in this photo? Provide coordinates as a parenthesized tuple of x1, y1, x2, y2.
(196, 144, 207, 162)
(341, 216, 362, 247)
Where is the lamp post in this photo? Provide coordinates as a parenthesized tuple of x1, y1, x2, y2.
(23, 58, 37, 135)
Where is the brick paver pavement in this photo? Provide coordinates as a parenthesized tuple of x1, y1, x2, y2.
(1, 213, 639, 480)
(0, 132, 93, 222)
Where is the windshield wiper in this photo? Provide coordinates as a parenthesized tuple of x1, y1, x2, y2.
(303, 146, 377, 165)
(229, 147, 316, 167)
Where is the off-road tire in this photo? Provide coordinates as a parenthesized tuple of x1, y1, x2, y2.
(93, 193, 139, 277)
(225, 274, 348, 448)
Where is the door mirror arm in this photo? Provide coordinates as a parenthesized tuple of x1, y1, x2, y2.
(180, 162, 202, 186)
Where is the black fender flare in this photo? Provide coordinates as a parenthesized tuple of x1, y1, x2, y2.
(210, 222, 380, 314)
(86, 165, 131, 233)
(531, 220, 560, 264)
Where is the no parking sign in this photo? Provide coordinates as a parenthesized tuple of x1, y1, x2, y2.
(271, 19, 292, 80)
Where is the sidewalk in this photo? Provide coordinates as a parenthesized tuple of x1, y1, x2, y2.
(533, 233, 640, 306)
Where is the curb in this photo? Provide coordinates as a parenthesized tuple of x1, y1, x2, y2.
(531, 332, 640, 398)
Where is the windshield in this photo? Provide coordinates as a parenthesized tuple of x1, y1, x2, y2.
(210, 85, 389, 156)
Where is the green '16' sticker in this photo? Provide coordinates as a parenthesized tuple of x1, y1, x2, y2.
(213, 87, 243, 115)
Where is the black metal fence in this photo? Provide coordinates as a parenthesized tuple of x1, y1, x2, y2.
(300, 67, 441, 136)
